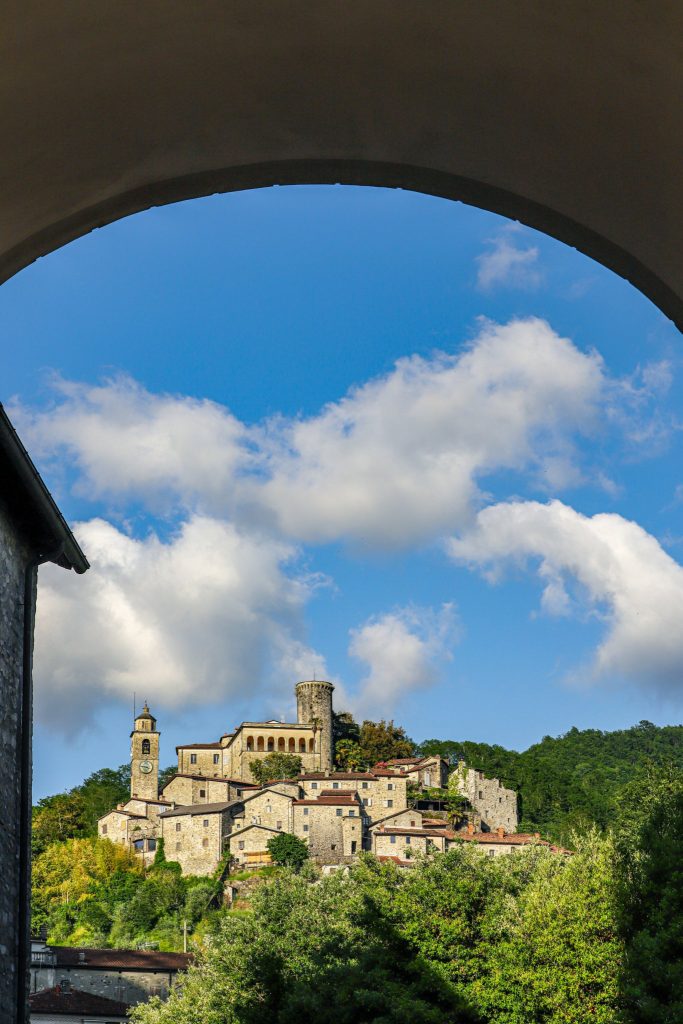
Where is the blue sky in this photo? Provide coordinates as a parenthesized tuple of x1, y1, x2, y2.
(3, 185, 682, 799)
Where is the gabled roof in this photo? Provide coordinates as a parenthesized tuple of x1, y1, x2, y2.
(159, 801, 236, 818)
(48, 946, 191, 970)
(239, 785, 296, 806)
(294, 791, 363, 808)
(376, 826, 456, 839)
(229, 822, 280, 839)
(0, 405, 89, 573)
(29, 985, 128, 1017)
(369, 808, 424, 829)
(176, 741, 222, 750)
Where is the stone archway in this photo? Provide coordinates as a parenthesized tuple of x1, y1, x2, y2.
(1, 2, 682, 329)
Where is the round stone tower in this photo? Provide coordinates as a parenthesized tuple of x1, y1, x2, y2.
(295, 680, 334, 771)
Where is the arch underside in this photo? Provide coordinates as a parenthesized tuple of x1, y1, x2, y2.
(1, 2, 682, 329)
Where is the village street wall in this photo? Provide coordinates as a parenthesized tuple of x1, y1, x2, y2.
(231, 789, 293, 832)
(229, 826, 276, 866)
(453, 765, 518, 831)
(299, 774, 407, 822)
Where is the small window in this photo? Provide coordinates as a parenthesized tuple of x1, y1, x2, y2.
(147, 838, 156, 851)
(303, 824, 309, 832)
(362, 798, 368, 806)
(141, 739, 150, 755)
(175, 822, 181, 832)
(276, 821, 282, 830)
(190, 753, 197, 765)
(202, 838, 209, 848)
(361, 781, 368, 789)
(238, 841, 245, 851)
(336, 808, 342, 816)
(332, 782, 339, 789)
(405, 836, 411, 845)
(410, 820, 415, 826)
(351, 840, 357, 854)
(266, 805, 272, 813)
(499, 797, 502, 803)
(330, 843, 336, 850)
(390, 835, 396, 844)
(349, 809, 355, 817)
(213, 754, 220, 765)
(488, 850, 495, 858)
(311, 782, 318, 789)
(387, 799, 393, 809)
(366, 798, 372, 807)
(303, 808, 309, 816)
(387, 783, 394, 791)
(478, 791, 483, 800)
(199, 789, 206, 798)
(175, 842, 181, 851)
(203, 819, 209, 827)
(134, 839, 144, 851)
(102, 824, 108, 835)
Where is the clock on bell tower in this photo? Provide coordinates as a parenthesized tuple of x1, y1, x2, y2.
(130, 702, 159, 801)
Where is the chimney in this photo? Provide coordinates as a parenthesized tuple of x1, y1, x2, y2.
(497, 827, 505, 838)
(467, 822, 475, 835)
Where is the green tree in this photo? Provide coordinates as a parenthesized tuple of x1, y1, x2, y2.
(249, 753, 302, 786)
(32, 792, 88, 855)
(615, 764, 683, 1023)
(334, 739, 365, 772)
(358, 719, 415, 766)
(130, 869, 476, 1024)
(267, 832, 309, 869)
(333, 710, 360, 746)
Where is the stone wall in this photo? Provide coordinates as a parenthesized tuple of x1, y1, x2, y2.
(160, 809, 230, 876)
(452, 763, 518, 832)
(161, 775, 233, 805)
(292, 804, 362, 864)
(299, 774, 408, 822)
(295, 681, 334, 771)
(30, 964, 179, 1004)
(229, 825, 277, 866)
(231, 789, 293, 833)
(0, 499, 32, 1021)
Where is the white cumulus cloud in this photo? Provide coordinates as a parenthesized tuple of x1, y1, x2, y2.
(252, 318, 605, 546)
(476, 228, 542, 291)
(34, 515, 322, 731)
(448, 499, 683, 693)
(15, 318, 606, 548)
(348, 604, 458, 718)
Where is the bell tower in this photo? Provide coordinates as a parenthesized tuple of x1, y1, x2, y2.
(130, 702, 159, 801)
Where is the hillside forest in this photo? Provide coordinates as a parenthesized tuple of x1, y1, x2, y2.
(31, 718, 683, 1023)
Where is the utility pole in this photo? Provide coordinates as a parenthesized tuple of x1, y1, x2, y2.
(183, 920, 188, 953)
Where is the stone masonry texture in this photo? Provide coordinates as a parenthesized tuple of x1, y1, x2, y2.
(0, 498, 33, 1021)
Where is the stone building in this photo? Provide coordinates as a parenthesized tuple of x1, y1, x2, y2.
(298, 771, 408, 823)
(98, 679, 523, 876)
(292, 790, 367, 864)
(175, 679, 335, 783)
(452, 762, 518, 832)
(158, 802, 234, 877)
(375, 755, 449, 789)
(0, 406, 89, 1022)
(29, 938, 190, 1005)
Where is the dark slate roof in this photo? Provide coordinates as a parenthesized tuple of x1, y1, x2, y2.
(29, 985, 129, 1016)
(159, 801, 236, 818)
(176, 741, 222, 750)
(0, 404, 88, 572)
(51, 946, 191, 970)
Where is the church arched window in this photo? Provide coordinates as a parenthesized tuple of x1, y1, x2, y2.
(299, 738, 306, 752)
(246, 736, 254, 751)
(141, 739, 150, 755)
(257, 736, 264, 751)
(267, 737, 275, 751)
(288, 738, 295, 752)
(277, 737, 285, 751)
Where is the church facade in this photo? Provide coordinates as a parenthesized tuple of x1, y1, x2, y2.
(98, 678, 522, 875)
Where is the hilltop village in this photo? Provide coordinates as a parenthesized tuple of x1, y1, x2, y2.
(98, 679, 545, 874)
